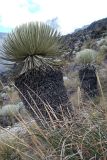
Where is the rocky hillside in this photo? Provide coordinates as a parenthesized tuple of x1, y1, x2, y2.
(62, 17, 107, 59)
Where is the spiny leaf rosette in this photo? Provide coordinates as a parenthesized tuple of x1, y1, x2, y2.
(1, 22, 63, 74)
(1, 22, 72, 120)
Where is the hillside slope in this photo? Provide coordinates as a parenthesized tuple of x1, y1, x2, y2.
(62, 17, 107, 59)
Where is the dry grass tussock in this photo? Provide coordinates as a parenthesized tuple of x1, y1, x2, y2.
(0, 76, 107, 160)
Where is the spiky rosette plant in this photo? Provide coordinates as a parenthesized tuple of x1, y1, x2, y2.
(75, 49, 98, 97)
(1, 22, 63, 73)
(1, 22, 71, 119)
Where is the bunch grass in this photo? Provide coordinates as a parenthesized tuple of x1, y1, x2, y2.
(0, 74, 107, 159)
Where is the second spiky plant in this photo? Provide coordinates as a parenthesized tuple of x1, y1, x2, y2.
(75, 49, 98, 97)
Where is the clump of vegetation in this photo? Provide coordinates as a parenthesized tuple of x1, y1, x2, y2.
(96, 37, 107, 61)
(0, 137, 23, 160)
(75, 49, 97, 65)
(81, 38, 107, 64)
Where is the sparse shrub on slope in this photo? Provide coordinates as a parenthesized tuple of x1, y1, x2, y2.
(90, 37, 107, 62)
(75, 49, 97, 65)
(98, 37, 107, 61)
